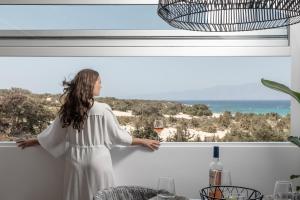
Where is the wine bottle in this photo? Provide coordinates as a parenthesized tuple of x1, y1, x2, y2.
(209, 146, 223, 199)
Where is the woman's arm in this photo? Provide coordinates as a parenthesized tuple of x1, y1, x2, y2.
(16, 137, 161, 151)
(16, 139, 40, 149)
(132, 137, 160, 151)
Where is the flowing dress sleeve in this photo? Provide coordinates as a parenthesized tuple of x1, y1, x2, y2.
(102, 105, 133, 150)
(37, 115, 69, 159)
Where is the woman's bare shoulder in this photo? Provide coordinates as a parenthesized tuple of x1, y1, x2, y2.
(88, 101, 111, 116)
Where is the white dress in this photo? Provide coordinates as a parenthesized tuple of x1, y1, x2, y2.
(37, 102, 133, 200)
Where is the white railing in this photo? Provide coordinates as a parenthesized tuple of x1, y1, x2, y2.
(0, 142, 299, 200)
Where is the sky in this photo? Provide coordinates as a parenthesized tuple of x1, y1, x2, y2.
(0, 57, 291, 100)
(0, 5, 292, 100)
(0, 5, 171, 30)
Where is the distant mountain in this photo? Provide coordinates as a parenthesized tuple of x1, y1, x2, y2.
(123, 83, 290, 100)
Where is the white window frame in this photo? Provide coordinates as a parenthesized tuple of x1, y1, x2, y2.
(0, 29, 289, 57)
(0, 0, 298, 139)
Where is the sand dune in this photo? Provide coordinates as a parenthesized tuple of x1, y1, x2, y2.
(114, 109, 227, 141)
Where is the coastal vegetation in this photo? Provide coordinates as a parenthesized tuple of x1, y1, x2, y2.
(0, 88, 290, 142)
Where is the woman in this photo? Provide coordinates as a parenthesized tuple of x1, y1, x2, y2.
(16, 68, 160, 200)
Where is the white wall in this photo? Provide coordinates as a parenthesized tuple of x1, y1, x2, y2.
(291, 23, 300, 137)
(0, 142, 299, 200)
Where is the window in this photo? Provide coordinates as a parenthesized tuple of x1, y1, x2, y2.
(0, 57, 291, 142)
(0, 3, 293, 142)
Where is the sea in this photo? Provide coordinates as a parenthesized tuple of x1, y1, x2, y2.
(176, 100, 290, 116)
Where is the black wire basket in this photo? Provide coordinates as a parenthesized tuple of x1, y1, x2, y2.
(200, 186, 264, 200)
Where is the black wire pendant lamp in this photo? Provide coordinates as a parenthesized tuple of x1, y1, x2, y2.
(157, 0, 300, 32)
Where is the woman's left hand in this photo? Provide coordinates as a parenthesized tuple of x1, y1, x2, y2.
(16, 139, 39, 149)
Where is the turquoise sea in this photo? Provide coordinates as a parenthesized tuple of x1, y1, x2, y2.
(177, 100, 290, 116)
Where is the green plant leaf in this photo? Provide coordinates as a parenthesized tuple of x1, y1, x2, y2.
(288, 136, 300, 148)
(290, 174, 300, 179)
(261, 79, 300, 103)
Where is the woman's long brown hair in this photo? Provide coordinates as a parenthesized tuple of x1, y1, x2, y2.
(58, 68, 99, 132)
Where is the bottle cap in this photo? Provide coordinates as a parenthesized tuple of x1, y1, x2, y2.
(213, 146, 219, 158)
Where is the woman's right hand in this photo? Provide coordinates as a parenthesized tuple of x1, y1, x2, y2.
(142, 139, 160, 151)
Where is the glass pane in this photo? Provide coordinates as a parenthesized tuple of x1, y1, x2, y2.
(0, 57, 291, 142)
(0, 5, 288, 35)
(0, 5, 173, 30)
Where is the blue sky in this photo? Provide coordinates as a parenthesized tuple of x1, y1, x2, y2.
(0, 5, 171, 30)
(0, 57, 291, 100)
(0, 5, 292, 100)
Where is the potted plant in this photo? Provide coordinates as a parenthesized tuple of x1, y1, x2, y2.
(261, 78, 300, 191)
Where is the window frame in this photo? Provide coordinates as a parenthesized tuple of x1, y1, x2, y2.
(0, 29, 290, 56)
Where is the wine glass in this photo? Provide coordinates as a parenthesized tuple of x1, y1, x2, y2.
(227, 192, 247, 200)
(221, 169, 232, 186)
(154, 119, 164, 141)
(157, 177, 176, 199)
(273, 181, 293, 200)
